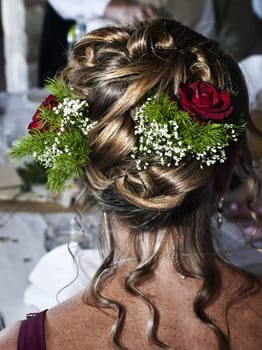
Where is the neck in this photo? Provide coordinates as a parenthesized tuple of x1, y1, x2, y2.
(110, 215, 176, 259)
(111, 252, 186, 279)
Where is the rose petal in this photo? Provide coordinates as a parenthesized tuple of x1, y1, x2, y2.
(42, 94, 57, 107)
(178, 81, 234, 122)
(193, 105, 234, 121)
(27, 94, 57, 133)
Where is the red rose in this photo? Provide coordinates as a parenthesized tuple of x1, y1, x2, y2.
(28, 95, 57, 132)
(178, 82, 234, 122)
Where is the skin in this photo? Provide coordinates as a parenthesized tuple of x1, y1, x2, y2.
(104, 0, 159, 24)
(0, 141, 261, 349)
(1, 259, 261, 349)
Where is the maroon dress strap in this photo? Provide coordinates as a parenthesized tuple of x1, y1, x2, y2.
(17, 310, 47, 350)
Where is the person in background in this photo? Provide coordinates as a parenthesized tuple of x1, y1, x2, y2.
(39, 0, 262, 87)
(1, 18, 262, 349)
(214, 0, 261, 60)
(38, 0, 159, 86)
(39, 0, 216, 86)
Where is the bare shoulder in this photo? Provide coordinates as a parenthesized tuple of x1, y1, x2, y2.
(45, 291, 103, 325)
(232, 274, 262, 310)
(246, 278, 262, 317)
(242, 276, 262, 311)
(229, 276, 262, 342)
(44, 292, 114, 349)
(0, 321, 22, 350)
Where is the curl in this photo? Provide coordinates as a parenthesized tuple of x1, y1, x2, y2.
(62, 19, 262, 350)
(124, 231, 174, 349)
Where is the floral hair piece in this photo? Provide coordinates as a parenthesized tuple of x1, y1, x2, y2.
(9, 79, 97, 193)
(131, 81, 245, 170)
(9, 79, 245, 193)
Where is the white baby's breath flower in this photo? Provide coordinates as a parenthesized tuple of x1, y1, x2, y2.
(130, 94, 244, 170)
(38, 96, 96, 170)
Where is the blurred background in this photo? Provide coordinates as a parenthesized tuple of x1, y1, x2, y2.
(1, 0, 262, 91)
(0, 0, 262, 330)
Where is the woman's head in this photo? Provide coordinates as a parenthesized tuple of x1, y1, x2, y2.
(9, 19, 259, 350)
(62, 18, 249, 233)
(60, 19, 260, 350)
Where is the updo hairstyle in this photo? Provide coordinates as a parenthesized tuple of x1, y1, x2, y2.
(62, 19, 248, 232)
(61, 19, 259, 350)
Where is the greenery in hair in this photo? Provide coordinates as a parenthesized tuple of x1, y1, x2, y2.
(45, 77, 74, 99)
(9, 77, 245, 193)
(131, 94, 245, 169)
(9, 78, 97, 193)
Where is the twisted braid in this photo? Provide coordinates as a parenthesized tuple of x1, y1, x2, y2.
(61, 19, 260, 350)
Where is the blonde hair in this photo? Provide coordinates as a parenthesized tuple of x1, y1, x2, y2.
(62, 19, 261, 350)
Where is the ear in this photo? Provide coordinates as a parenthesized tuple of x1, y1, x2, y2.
(213, 140, 241, 197)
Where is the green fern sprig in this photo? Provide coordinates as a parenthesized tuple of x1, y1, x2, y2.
(45, 78, 74, 100)
(132, 93, 245, 169)
(9, 78, 96, 193)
